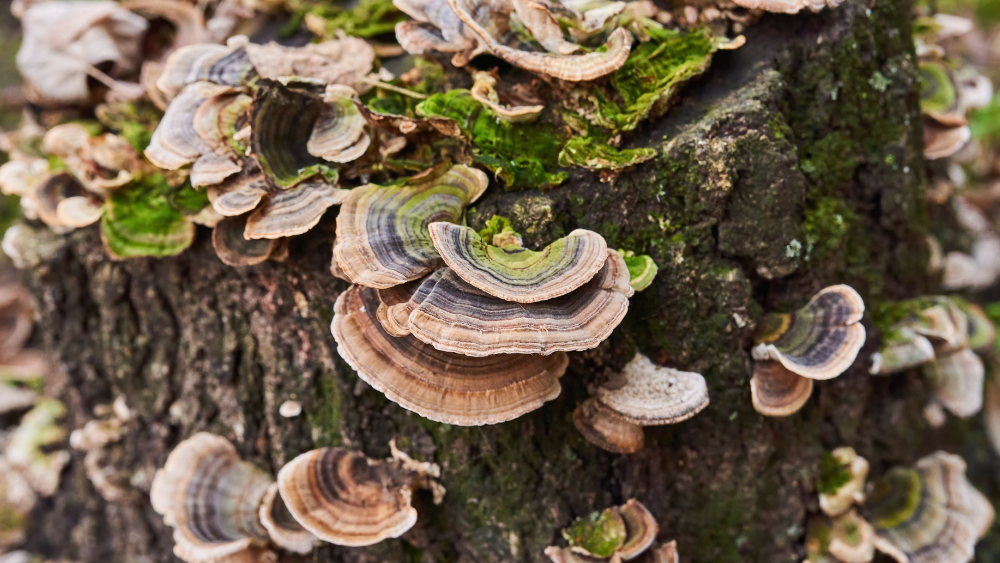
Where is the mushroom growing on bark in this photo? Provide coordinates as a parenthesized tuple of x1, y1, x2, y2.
(545, 499, 670, 562)
(574, 352, 708, 454)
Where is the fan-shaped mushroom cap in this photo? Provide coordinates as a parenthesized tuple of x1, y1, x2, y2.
(150, 433, 272, 563)
(16, 2, 148, 105)
(388, 250, 632, 356)
(395, 21, 470, 57)
(157, 40, 254, 99)
(924, 121, 971, 160)
(820, 448, 869, 518)
(750, 360, 813, 417)
(307, 85, 369, 163)
(259, 483, 317, 554)
(193, 153, 243, 188)
(954, 301, 996, 352)
(907, 300, 967, 353)
(617, 250, 658, 292)
(751, 285, 866, 381)
(619, 499, 659, 560)
(923, 348, 984, 418)
(920, 61, 964, 127)
(333, 164, 488, 288)
(209, 173, 270, 217)
(146, 82, 236, 170)
(512, 0, 579, 55)
(55, 196, 103, 228)
(447, 0, 631, 81)
(276, 448, 418, 546)
(870, 327, 936, 376)
(244, 38, 375, 88)
(213, 215, 280, 267)
(594, 353, 709, 426)
(244, 182, 349, 240)
(730, 0, 843, 13)
(250, 80, 329, 188)
(428, 222, 608, 303)
(563, 506, 627, 558)
(828, 510, 875, 563)
(573, 398, 645, 454)
(33, 173, 88, 229)
(332, 285, 567, 425)
(866, 451, 993, 563)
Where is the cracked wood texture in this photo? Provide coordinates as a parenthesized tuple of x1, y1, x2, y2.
(15, 0, 1000, 561)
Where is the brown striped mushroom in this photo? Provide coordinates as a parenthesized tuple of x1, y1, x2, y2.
(574, 353, 709, 454)
(276, 448, 418, 547)
(332, 284, 567, 425)
(243, 181, 349, 240)
(382, 249, 632, 356)
(258, 484, 318, 554)
(333, 164, 489, 288)
(749, 361, 814, 417)
(150, 433, 274, 562)
(212, 215, 283, 267)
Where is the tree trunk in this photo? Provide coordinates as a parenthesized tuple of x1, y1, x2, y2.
(17, 1, 994, 562)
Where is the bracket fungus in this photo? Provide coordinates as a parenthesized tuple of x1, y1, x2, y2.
(864, 451, 994, 563)
(243, 181, 349, 240)
(546, 499, 668, 562)
(574, 352, 708, 454)
(150, 433, 273, 562)
(749, 360, 814, 417)
(212, 215, 283, 267)
(333, 164, 488, 288)
(307, 85, 371, 163)
(616, 250, 658, 292)
(428, 219, 608, 303)
(332, 284, 567, 425)
(806, 511, 876, 563)
(156, 39, 256, 100)
(259, 484, 318, 554)
(819, 448, 869, 518)
(384, 249, 632, 356)
(276, 447, 418, 546)
(752, 285, 866, 381)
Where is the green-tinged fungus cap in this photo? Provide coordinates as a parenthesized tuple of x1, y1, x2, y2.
(307, 85, 369, 163)
(333, 164, 488, 288)
(616, 249, 658, 292)
(563, 507, 627, 558)
(150, 433, 272, 563)
(428, 222, 608, 303)
(819, 448, 870, 518)
(749, 360, 813, 418)
(212, 215, 280, 267)
(244, 181, 349, 240)
(250, 80, 328, 188)
(276, 448, 417, 546)
(953, 300, 996, 352)
(145, 82, 236, 170)
(558, 138, 657, 172)
(922, 348, 984, 418)
(100, 177, 196, 259)
(869, 326, 936, 376)
(828, 510, 876, 563)
(386, 250, 632, 356)
(192, 91, 252, 157)
(594, 352, 709, 426)
(332, 285, 567, 425)
(5, 399, 69, 497)
(751, 285, 866, 380)
(573, 397, 644, 454)
(866, 452, 993, 563)
(259, 483, 317, 554)
(920, 61, 963, 126)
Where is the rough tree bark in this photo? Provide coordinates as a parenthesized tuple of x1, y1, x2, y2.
(15, 0, 997, 562)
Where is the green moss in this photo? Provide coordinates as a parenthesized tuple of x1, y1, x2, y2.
(476, 215, 518, 241)
(868, 297, 934, 334)
(100, 173, 196, 259)
(0, 193, 21, 238)
(558, 137, 657, 170)
(291, 0, 405, 38)
(307, 368, 343, 447)
(96, 100, 163, 152)
(817, 451, 852, 495)
(801, 197, 856, 262)
(417, 90, 568, 190)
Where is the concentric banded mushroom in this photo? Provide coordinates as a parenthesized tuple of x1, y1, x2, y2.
(922, 348, 985, 418)
(828, 510, 875, 563)
(865, 451, 994, 563)
(249, 80, 327, 188)
(547, 499, 664, 562)
(259, 483, 317, 554)
(157, 39, 255, 100)
(150, 433, 272, 562)
(574, 352, 708, 454)
(208, 173, 270, 217)
(212, 215, 281, 267)
(333, 164, 489, 288)
(307, 85, 370, 163)
(446, 0, 632, 81)
(385, 250, 632, 356)
(276, 448, 418, 546)
(749, 361, 814, 417)
(752, 285, 866, 381)
(145, 82, 237, 170)
(617, 250, 658, 292)
(244, 181, 349, 240)
(332, 284, 567, 425)
(428, 221, 608, 303)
